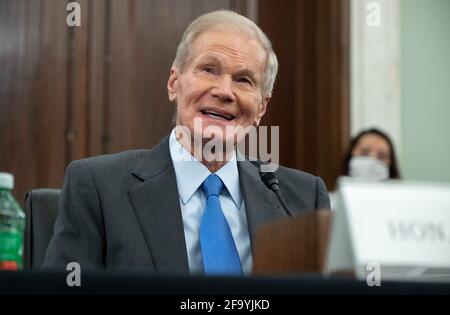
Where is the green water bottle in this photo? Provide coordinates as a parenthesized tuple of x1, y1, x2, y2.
(0, 172, 25, 271)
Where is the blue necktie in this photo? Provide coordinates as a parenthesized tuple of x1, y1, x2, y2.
(200, 174, 243, 275)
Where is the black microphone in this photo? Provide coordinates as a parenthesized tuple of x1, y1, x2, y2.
(250, 160, 293, 217)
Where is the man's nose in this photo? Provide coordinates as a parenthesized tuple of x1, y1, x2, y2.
(211, 76, 236, 103)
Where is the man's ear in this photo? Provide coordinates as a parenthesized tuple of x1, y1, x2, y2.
(254, 93, 271, 127)
(167, 67, 180, 102)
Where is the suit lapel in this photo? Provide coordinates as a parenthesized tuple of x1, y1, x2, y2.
(128, 136, 189, 273)
(238, 160, 288, 255)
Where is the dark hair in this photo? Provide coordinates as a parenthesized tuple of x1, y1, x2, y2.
(342, 128, 401, 179)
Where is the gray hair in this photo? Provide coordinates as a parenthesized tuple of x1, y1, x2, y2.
(173, 10, 278, 96)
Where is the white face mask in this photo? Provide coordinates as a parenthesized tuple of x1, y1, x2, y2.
(349, 156, 389, 181)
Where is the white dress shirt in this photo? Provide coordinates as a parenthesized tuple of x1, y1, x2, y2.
(169, 129, 253, 274)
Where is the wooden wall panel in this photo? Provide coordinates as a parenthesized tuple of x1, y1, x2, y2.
(86, 0, 107, 157)
(37, 0, 68, 191)
(258, 0, 296, 168)
(68, 0, 89, 161)
(314, 0, 350, 189)
(0, 0, 68, 201)
(259, 0, 350, 190)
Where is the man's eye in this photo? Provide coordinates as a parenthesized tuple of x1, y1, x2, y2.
(237, 77, 252, 85)
(202, 66, 215, 74)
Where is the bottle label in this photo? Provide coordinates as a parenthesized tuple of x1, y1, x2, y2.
(0, 232, 23, 270)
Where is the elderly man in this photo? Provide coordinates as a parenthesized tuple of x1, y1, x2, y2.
(43, 10, 329, 275)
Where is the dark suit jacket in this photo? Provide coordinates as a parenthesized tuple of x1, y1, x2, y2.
(42, 136, 330, 273)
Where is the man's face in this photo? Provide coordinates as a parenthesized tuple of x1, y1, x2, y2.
(167, 29, 271, 150)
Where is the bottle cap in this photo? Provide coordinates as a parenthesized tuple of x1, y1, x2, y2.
(0, 172, 14, 190)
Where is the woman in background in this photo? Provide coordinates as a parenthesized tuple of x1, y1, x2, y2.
(330, 128, 401, 209)
(343, 128, 401, 180)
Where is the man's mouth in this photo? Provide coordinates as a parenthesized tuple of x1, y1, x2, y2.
(200, 108, 236, 121)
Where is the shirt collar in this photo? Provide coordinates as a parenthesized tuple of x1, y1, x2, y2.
(169, 129, 242, 208)
(215, 149, 242, 209)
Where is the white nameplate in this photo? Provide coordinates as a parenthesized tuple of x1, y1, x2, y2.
(325, 177, 450, 282)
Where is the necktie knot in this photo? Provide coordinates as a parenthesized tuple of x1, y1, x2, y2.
(202, 174, 224, 198)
